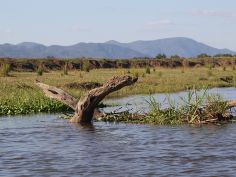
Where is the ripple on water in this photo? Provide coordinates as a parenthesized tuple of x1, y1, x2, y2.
(1, 113, 236, 176)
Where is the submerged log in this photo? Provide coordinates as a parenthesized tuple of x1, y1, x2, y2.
(36, 76, 138, 123)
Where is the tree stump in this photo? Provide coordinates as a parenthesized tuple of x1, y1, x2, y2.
(36, 75, 138, 123)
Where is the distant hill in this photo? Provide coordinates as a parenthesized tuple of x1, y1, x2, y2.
(106, 37, 235, 58)
(0, 37, 235, 58)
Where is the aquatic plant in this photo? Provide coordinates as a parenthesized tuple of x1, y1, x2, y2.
(98, 89, 233, 125)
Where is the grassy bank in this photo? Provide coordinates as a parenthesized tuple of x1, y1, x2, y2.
(0, 66, 236, 116)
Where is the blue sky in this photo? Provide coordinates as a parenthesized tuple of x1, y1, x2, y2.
(1, 0, 236, 50)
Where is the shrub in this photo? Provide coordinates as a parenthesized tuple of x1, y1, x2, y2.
(155, 54, 166, 59)
(197, 53, 210, 58)
(170, 55, 180, 59)
(158, 71, 162, 78)
(0, 63, 10, 77)
(134, 72, 139, 78)
(82, 61, 90, 72)
(63, 63, 68, 75)
(37, 67, 43, 76)
(146, 67, 151, 74)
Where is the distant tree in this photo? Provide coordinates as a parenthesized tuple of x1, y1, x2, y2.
(155, 54, 166, 59)
(47, 56, 56, 59)
(214, 54, 233, 57)
(197, 53, 211, 58)
(170, 55, 180, 59)
(143, 56, 151, 60)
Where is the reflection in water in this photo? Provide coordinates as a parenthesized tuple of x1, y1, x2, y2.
(1, 113, 236, 176)
(74, 122, 96, 132)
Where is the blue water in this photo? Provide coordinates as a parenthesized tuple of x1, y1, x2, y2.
(1, 87, 236, 176)
(103, 87, 236, 114)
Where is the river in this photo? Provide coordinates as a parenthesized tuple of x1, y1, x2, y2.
(0, 87, 236, 176)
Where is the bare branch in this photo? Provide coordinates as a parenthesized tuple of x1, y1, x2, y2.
(35, 80, 78, 110)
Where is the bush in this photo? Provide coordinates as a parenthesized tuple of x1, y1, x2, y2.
(0, 63, 10, 77)
(170, 55, 180, 59)
(82, 60, 90, 72)
(197, 53, 210, 58)
(63, 63, 68, 75)
(134, 72, 139, 78)
(146, 67, 151, 74)
(37, 67, 43, 76)
(155, 54, 166, 59)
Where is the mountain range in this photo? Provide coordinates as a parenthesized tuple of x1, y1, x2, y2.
(0, 37, 235, 59)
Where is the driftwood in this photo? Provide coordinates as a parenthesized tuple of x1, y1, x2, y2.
(36, 76, 236, 124)
(228, 100, 236, 109)
(36, 76, 138, 123)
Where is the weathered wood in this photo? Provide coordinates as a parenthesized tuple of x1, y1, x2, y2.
(35, 76, 236, 124)
(35, 80, 78, 110)
(227, 100, 236, 109)
(70, 76, 138, 123)
(36, 76, 138, 123)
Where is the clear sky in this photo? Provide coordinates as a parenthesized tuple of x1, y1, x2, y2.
(1, 0, 236, 50)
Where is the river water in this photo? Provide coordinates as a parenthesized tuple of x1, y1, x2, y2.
(1, 87, 236, 176)
(103, 87, 236, 114)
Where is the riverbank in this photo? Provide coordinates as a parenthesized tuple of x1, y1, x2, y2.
(0, 57, 236, 71)
(0, 66, 236, 116)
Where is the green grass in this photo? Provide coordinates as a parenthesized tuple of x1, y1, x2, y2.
(0, 63, 10, 77)
(0, 88, 70, 116)
(97, 89, 231, 125)
(0, 66, 236, 116)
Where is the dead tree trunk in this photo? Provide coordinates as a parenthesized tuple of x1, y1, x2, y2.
(227, 100, 236, 109)
(36, 76, 138, 123)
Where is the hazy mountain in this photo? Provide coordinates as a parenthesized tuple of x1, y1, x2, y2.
(106, 37, 235, 57)
(0, 42, 146, 59)
(0, 37, 234, 58)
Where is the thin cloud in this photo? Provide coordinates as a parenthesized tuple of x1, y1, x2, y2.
(146, 19, 174, 29)
(191, 10, 236, 18)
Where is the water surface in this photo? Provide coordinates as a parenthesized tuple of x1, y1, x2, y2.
(1, 114, 236, 176)
(103, 87, 236, 113)
(1, 87, 236, 176)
